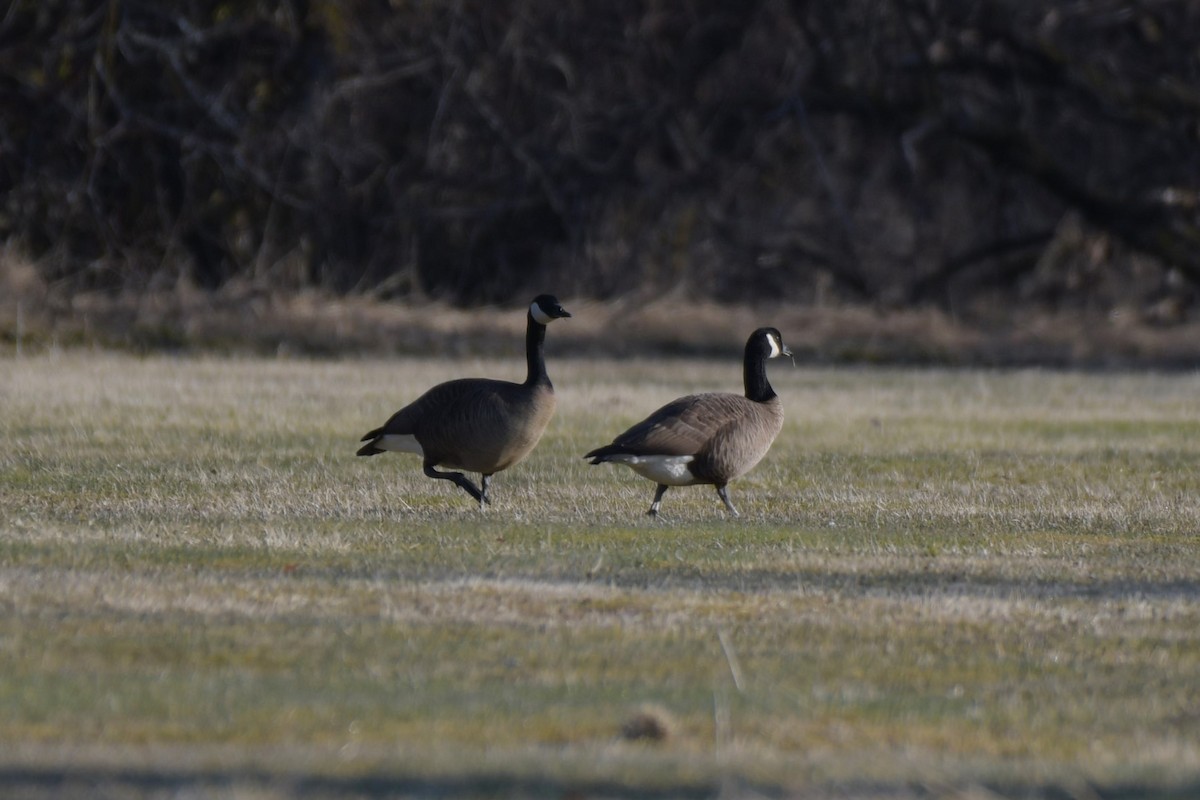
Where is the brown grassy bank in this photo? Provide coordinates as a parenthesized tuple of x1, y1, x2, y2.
(5, 256, 1200, 366)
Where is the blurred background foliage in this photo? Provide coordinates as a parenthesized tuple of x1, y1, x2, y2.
(2, 0, 1198, 317)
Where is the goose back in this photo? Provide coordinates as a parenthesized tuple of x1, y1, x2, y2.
(374, 377, 556, 473)
(590, 391, 783, 483)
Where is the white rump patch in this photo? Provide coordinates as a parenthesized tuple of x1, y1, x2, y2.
(608, 454, 697, 486)
(530, 300, 555, 325)
(375, 434, 424, 456)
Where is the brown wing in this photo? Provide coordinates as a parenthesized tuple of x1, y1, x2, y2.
(380, 378, 554, 472)
(604, 393, 754, 457)
(375, 379, 494, 436)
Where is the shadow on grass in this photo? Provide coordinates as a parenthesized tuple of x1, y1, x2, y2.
(549, 565, 1200, 604)
(229, 557, 1200, 604)
(0, 767, 723, 800)
(1, 767, 1198, 800)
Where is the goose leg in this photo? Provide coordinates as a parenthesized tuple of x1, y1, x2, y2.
(715, 484, 740, 518)
(647, 484, 669, 517)
(480, 474, 494, 507)
(423, 462, 488, 505)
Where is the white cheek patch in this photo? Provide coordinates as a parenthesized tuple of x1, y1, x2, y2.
(767, 333, 782, 358)
(530, 302, 555, 325)
(609, 454, 697, 486)
(376, 434, 424, 456)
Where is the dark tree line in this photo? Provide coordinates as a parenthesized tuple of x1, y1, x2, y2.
(2, 0, 1198, 313)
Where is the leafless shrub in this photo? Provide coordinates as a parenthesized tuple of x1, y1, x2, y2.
(1, 1, 1197, 318)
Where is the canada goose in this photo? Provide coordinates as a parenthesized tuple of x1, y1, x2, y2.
(584, 327, 791, 517)
(357, 294, 571, 507)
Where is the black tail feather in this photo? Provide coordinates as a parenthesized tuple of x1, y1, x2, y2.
(584, 444, 625, 464)
(357, 428, 384, 456)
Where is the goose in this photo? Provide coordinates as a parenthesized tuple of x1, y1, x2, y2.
(357, 294, 571, 507)
(584, 327, 791, 517)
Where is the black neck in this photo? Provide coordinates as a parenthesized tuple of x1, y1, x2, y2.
(744, 349, 776, 403)
(525, 312, 550, 387)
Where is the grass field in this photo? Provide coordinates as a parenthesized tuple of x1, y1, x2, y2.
(1, 351, 1199, 799)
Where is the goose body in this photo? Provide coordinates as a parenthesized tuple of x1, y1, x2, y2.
(585, 328, 790, 517)
(357, 295, 571, 507)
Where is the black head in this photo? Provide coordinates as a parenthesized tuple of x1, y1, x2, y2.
(747, 327, 792, 360)
(530, 294, 572, 325)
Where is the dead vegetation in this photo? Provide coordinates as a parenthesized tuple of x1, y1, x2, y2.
(2, 1, 1199, 328)
(6, 251, 1200, 367)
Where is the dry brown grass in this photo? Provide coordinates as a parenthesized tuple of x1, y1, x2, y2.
(6, 252, 1200, 366)
(1, 351, 1199, 799)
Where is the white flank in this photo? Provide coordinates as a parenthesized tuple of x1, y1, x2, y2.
(530, 301, 555, 325)
(608, 454, 697, 486)
(376, 434, 424, 456)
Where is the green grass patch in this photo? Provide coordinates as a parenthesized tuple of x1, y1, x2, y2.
(1, 353, 1199, 796)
